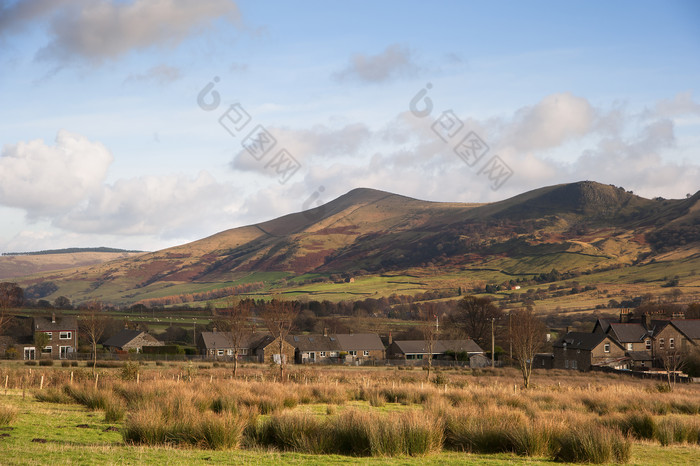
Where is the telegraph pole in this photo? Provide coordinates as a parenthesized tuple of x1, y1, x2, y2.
(491, 317, 495, 368)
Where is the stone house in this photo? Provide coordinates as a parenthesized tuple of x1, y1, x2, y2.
(286, 334, 341, 363)
(552, 332, 626, 371)
(102, 329, 164, 353)
(334, 333, 385, 362)
(386, 339, 483, 361)
(198, 331, 295, 364)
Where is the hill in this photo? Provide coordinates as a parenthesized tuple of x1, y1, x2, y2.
(9, 181, 700, 306)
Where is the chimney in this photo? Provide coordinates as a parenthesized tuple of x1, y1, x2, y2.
(51, 313, 56, 324)
(620, 309, 630, 323)
(323, 327, 328, 337)
(388, 331, 392, 345)
(565, 326, 570, 334)
(213, 327, 217, 333)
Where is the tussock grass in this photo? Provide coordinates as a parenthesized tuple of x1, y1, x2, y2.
(0, 404, 17, 425)
(553, 424, 631, 463)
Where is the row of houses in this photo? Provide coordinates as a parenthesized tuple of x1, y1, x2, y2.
(538, 311, 700, 372)
(196, 329, 489, 366)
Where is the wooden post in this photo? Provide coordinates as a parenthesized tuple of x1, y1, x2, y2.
(4, 375, 8, 390)
(136, 373, 140, 384)
(40, 375, 44, 390)
(94, 373, 99, 390)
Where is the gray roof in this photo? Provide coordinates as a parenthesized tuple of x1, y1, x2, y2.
(670, 320, 700, 340)
(334, 333, 384, 351)
(199, 331, 273, 350)
(34, 315, 78, 332)
(103, 329, 159, 349)
(607, 323, 649, 343)
(391, 339, 483, 355)
(553, 332, 620, 351)
(626, 351, 652, 361)
(286, 334, 340, 352)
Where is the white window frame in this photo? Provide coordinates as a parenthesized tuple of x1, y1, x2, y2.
(363, 350, 370, 357)
(59, 331, 72, 340)
(44, 332, 52, 340)
(42, 345, 52, 354)
(349, 350, 357, 356)
(627, 343, 633, 350)
(319, 351, 326, 357)
(572, 360, 577, 370)
(659, 338, 665, 349)
(604, 343, 610, 353)
(645, 339, 651, 350)
(217, 349, 225, 356)
(669, 338, 675, 349)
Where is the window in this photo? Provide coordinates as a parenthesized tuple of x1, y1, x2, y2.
(363, 350, 370, 357)
(627, 343, 633, 351)
(217, 349, 224, 356)
(659, 338, 665, 349)
(227, 349, 233, 356)
(45, 332, 52, 339)
(565, 360, 569, 369)
(641, 361, 646, 368)
(645, 339, 651, 350)
(572, 360, 577, 370)
(330, 352, 338, 357)
(59, 331, 72, 340)
(42, 346, 52, 354)
(240, 348, 248, 355)
(349, 350, 357, 356)
(669, 338, 675, 349)
(319, 351, 326, 357)
(604, 343, 610, 353)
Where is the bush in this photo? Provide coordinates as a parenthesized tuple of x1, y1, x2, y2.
(39, 359, 54, 367)
(120, 362, 140, 381)
(24, 361, 37, 366)
(553, 425, 631, 463)
(61, 361, 70, 367)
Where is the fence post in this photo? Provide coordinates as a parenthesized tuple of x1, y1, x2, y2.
(70, 371, 74, 384)
(94, 373, 99, 390)
(40, 375, 44, 390)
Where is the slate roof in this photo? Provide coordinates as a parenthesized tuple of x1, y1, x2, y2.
(607, 323, 649, 343)
(553, 332, 616, 351)
(199, 331, 274, 350)
(287, 334, 340, 352)
(334, 333, 384, 351)
(626, 351, 652, 361)
(103, 329, 161, 349)
(670, 320, 700, 340)
(33, 315, 78, 332)
(593, 318, 611, 334)
(392, 339, 483, 355)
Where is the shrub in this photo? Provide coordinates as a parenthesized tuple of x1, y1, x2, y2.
(553, 425, 631, 463)
(71, 361, 79, 367)
(34, 388, 73, 404)
(120, 362, 140, 381)
(61, 361, 70, 367)
(0, 405, 17, 425)
(24, 361, 37, 366)
(39, 359, 54, 367)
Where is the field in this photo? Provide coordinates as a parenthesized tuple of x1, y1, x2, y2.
(1, 362, 699, 464)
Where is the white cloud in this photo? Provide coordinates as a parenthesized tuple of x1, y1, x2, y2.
(1, 0, 240, 65)
(0, 130, 113, 217)
(334, 44, 418, 83)
(124, 64, 182, 84)
(653, 91, 700, 118)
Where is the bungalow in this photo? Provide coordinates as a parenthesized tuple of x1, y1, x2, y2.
(386, 339, 484, 362)
(102, 329, 164, 353)
(198, 331, 295, 364)
(552, 332, 626, 371)
(334, 333, 385, 361)
(27, 314, 78, 360)
(286, 334, 341, 363)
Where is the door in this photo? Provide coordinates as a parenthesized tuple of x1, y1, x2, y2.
(24, 347, 36, 360)
(60, 346, 71, 359)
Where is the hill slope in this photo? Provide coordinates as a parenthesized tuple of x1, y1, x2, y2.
(12, 181, 700, 305)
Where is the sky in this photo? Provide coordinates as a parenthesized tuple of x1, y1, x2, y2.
(0, 0, 699, 253)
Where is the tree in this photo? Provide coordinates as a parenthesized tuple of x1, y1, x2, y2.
(419, 303, 439, 379)
(658, 346, 687, 392)
(448, 296, 502, 348)
(214, 297, 251, 378)
(0, 282, 23, 337)
(79, 301, 107, 374)
(510, 308, 547, 388)
(53, 296, 72, 309)
(261, 298, 298, 382)
(34, 332, 51, 357)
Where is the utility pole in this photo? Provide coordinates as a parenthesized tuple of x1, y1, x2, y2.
(192, 318, 196, 346)
(491, 317, 495, 368)
(509, 311, 512, 361)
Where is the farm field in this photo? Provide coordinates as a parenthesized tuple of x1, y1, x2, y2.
(1, 363, 699, 464)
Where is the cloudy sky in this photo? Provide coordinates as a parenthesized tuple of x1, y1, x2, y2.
(1, 0, 699, 253)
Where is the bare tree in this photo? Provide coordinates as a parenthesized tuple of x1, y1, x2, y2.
(79, 301, 107, 374)
(261, 298, 298, 382)
(511, 308, 547, 388)
(658, 347, 687, 392)
(420, 303, 439, 379)
(214, 297, 251, 378)
(0, 283, 23, 336)
(448, 296, 502, 348)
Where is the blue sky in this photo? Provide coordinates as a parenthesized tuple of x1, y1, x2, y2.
(0, 0, 698, 252)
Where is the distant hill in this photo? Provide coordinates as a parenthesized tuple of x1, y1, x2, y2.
(8, 181, 700, 305)
(2, 247, 144, 256)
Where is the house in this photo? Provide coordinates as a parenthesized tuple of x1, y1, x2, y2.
(552, 332, 626, 371)
(102, 329, 164, 353)
(334, 333, 385, 361)
(26, 313, 78, 360)
(534, 353, 555, 369)
(652, 320, 700, 355)
(386, 339, 484, 361)
(198, 331, 295, 364)
(286, 334, 341, 363)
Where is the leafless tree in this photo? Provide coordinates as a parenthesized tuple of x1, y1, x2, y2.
(658, 347, 687, 392)
(79, 301, 107, 374)
(261, 298, 298, 382)
(214, 297, 251, 378)
(511, 308, 547, 388)
(420, 303, 439, 379)
(0, 283, 23, 336)
(448, 296, 502, 349)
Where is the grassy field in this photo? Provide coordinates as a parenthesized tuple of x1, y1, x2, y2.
(1, 363, 699, 464)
